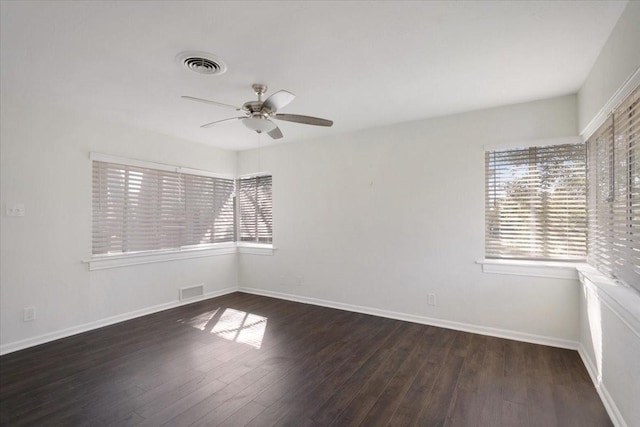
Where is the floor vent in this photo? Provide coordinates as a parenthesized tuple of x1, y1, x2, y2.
(179, 284, 204, 301)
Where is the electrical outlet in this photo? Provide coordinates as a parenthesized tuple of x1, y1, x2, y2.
(428, 294, 437, 306)
(23, 306, 36, 322)
(6, 204, 25, 217)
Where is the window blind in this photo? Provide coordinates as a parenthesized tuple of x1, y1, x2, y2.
(587, 86, 639, 290)
(237, 175, 273, 243)
(92, 161, 235, 255)
(485, 143, 587, 260)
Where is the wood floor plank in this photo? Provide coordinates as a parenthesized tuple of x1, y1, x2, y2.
(526, 377, 558, 427)
(247, 315, 401, 427)
(414, 354, 465, 425)
(133, 377, 228, 426)
(388, 327, 457, 425)
(307, 322, 407, 425)
(190, 370, 284, 427)
(503, 339, 529, 405)
(451, 334, 488, 394)
(0, 292, 612, 427)
(477, 337, 506, 427)
(165, 367, 271, 426)
(133, 370, 224, 419)
(359, 326, 438, 426)
(444, 389, 481, 427)
(326, 323, 425, 426)
(217, 401, 266, 427)
(501, 399, 529, 425)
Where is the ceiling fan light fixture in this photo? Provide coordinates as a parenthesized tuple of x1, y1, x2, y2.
(243, 117, 276, 133)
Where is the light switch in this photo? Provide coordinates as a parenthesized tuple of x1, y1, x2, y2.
(5, 204, 25, 217)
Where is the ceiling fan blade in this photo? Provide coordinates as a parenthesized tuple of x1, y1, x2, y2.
(262, 90, 296, 113)
(273, 113, 333, 127)
(267, 125, 283, 139)
(182, 96, 241, 111)
(200, 117, 244, 128)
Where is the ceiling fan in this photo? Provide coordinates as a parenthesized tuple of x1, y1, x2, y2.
(182, 84, 333, 139)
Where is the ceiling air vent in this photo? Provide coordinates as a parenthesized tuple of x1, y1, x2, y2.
(176, 51, 227, 76)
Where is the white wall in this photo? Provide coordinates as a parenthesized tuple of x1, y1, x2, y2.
(238, 94, 581, 345)
(0, 96, 238, 350)
(579, 274, 640, 427)
(578, 1, 640, 134)
(576, 3, 640, 426)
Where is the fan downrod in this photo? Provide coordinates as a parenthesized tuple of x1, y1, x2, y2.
(252, 84, 268, 101)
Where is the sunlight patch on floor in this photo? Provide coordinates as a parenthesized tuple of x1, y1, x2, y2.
(180, 307, 268, 349)
(211, 308, 267, 349)
(183, 308, 221, 331)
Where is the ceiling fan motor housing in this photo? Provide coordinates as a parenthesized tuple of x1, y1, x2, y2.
(242, 101, 266, 115)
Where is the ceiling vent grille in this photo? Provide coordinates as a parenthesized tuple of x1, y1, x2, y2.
(176, 51, 227, 76)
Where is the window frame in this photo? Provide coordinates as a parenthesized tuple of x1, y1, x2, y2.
(87, 153, 273, 270)
(236, 173, 273, 245)
(483, 140, 588, 262)
(586, 85, 639, 292)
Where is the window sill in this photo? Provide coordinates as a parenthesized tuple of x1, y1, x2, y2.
(476, 259, 582, 279)
(577, 265, 640, 338)
(237, 243, 275, 256)
(86, 243, 237, 271)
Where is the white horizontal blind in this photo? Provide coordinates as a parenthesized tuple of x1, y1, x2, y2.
(485, 143, 587, 260)
(587, 86, 640, 291)
(587, 117, 614, 276)
(92, 161, 235, 255)
(237, 175, 273, 243)
(184, 174, 236, 245)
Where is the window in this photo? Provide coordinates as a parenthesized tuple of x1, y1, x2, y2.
(237, 175, 273, 244)
(587, 86, 639, 291)
(485, 143, 587, 261)
(92, 159, 235, 256)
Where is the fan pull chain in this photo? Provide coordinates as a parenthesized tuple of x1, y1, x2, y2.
(258, 131, 262, 172)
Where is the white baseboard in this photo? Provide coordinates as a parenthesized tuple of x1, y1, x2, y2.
(578, 344, 627, 427)
(238, 287, 579, 350)
(0, 287, 237, 356)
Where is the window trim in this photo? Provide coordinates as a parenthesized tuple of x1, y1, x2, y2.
(236, 242, 275, 255)
(86, 243, 238, 271)
(476, 259, 580, 279)
(581, 66, 640, 140)
(482, 136, 582, 152)
(577, 264, 640, 340)
(85, 242, 274, 270)
(89, 152, 235, 180)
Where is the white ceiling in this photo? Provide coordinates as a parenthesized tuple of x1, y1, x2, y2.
(0, 1, 627, 151)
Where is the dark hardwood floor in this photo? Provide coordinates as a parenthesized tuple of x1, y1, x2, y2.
(0, 292, 611, 426)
